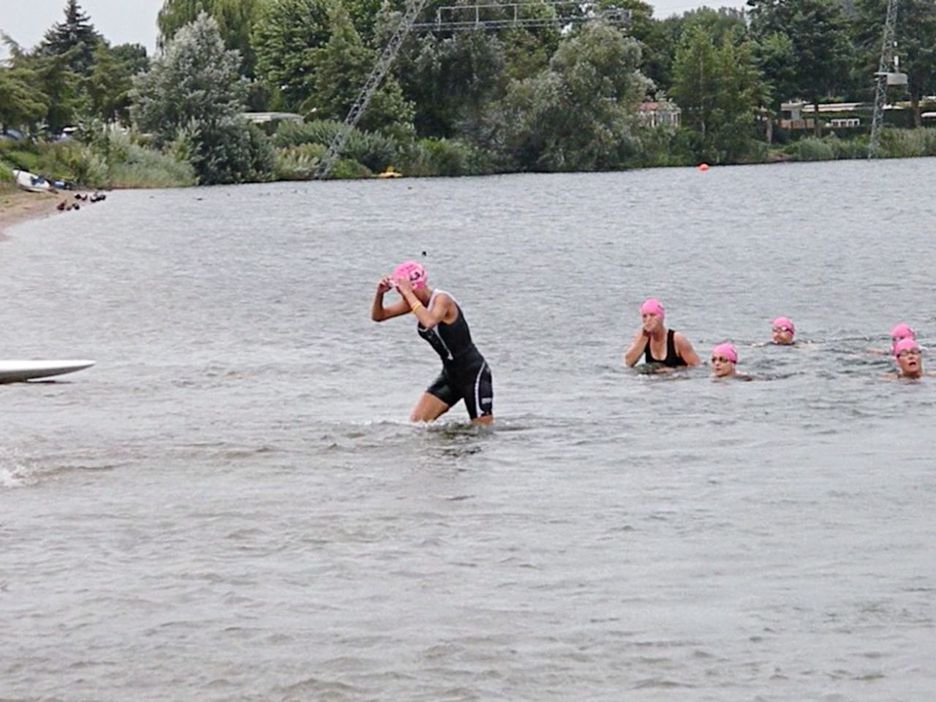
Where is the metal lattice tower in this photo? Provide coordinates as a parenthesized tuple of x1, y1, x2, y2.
(314, 1, 630, 179)
(868, 0, 900, 158)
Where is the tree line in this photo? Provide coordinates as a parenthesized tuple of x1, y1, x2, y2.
(2, 0, 935, 185)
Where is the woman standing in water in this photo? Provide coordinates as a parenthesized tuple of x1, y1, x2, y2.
(371, 261, 493, 424)
(624, 297, 700, 370)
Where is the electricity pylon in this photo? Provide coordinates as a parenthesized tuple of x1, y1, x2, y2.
(869, 0, 905, 157)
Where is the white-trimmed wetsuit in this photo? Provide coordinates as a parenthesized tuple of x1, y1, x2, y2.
(418, 290, 493, 419)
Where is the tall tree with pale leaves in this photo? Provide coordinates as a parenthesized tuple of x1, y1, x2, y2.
(131, 13, 273, 184)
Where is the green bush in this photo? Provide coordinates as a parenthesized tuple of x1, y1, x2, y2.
(172, 119, 275, 185)
(786, 137, 836, 161)
(106, 144, 196, 188)
(272, 120, 340, 148)
(272, 119, 401, 174)
(403, 138, 490, 177)
(828, 135, 868, 159)
(328, 158, 372, 179)
(0, 144, 43, 173)
(274, 143, 326, 180)
(41, 142, 109, 187)
(879, 128, 936, 158)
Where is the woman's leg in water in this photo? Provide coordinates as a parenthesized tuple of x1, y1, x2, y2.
(410, 392, 450, 422)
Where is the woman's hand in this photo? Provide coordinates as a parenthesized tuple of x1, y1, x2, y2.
(395, 275, 413, 297)
(377, 275, 394, 294)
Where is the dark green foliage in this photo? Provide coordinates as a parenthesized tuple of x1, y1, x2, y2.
(254, 0, 332, 111)
(404, 137, 492, 176)
(399, 31, 509, 139)
(86, 44, 149, 124)
(671, 27, 767, 163)
(157, 0, 266, 77)
(308, 3, 415, 138)
(478, 22, 648, 172)
(853, 0, 936, 126)
(174, 118, 275, 184)
(0, 66, 49, 132)
(748, 0, 854, 134)
(38, 0, 102, 76)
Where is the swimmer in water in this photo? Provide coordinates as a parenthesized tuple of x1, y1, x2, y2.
(710, 342, 749, 379)
(890, 337, 934, 379)
(623, 297, 700, 370)
(871, 322, 916, 356)
(771, 317, 795, 345)
(371, 260, 493, 424)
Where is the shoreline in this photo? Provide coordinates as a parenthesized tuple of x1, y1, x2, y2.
(0, 184, 90, 240)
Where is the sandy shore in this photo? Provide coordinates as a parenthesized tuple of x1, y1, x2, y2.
(0, 184, 91, 240)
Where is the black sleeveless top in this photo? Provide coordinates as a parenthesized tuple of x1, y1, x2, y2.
(644, 328, 687, 368)
(417, 290, 484, 372)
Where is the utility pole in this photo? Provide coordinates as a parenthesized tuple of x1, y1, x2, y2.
(868, 0, 902, 157)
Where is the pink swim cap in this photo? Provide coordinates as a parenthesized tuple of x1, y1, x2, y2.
(640, 298, 665, 319)
(711, 342, 738, 364)
(890, 322, 915, 340)
(392, 260, 428, 290)
(894, 337, 920, 356)
(890, 323, 916, 355)
(772, 316, 795, 334)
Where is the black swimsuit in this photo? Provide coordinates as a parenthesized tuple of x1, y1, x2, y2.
(418, 290, 493, 419)
(643, 329, 687, 368)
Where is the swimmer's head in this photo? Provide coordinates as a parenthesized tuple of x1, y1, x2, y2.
(392, 260, 428, 290)
(890, 322, 915, 354)
(771, 316, 795, 345)
(710, 342, 737, 377)
(894, 337, 922, 377)
(640, 297, 665, 322)
(894, 337, 920, 356)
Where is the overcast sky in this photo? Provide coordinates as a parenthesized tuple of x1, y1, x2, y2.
(1, 0, 744, 60)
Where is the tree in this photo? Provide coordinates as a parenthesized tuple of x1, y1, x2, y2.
(38, 0, 102, 76)
(625, 5, 749, 96)
(483, 22, 649, 171)
(670, 27, 719, 146)
(131, 13, 246, 146)
(399, 31, 509, 138)
(748, 0, 854, 135)
(31, 50, 84, 133)
(671, 26, 766, 162)
(752, 30, 797, 112)
(131, 13, 270, 184)
(254, 0, 332, 111)
(157, 0, 267, 77)
(86, 44, 149, 124)
(0, 66, 49, 133)
(309, 3, 415, 138)
(854, 0, 936, 126)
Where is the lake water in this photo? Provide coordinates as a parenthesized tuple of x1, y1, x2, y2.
(2, 158, 935, 701)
